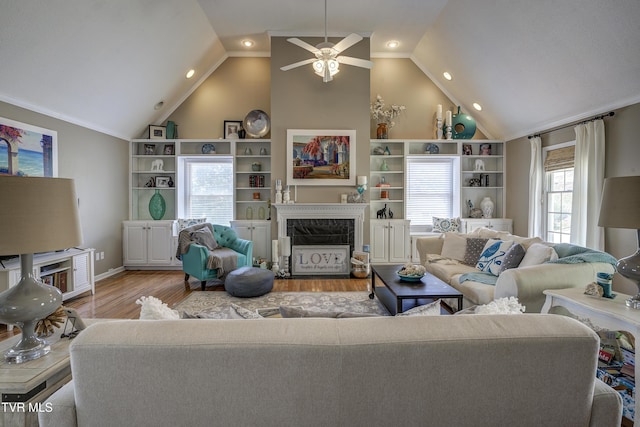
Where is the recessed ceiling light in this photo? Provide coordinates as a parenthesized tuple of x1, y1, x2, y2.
(154, 101, 164, 110)
(185, 69, 195, 79)
(473, 103, 482, 111)
(443, 72, 452, 81)
(242, 39, 254, 48)
(386, 40, 399, 49)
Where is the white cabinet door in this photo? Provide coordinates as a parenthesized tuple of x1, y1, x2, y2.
(230, 220, 271, 262)
(72, 250, 95, 295)
(388, 220, 410, 263)
(370, 220, 389, 263)
(147, 222, 173, 264)
(123, 222, 147, 265)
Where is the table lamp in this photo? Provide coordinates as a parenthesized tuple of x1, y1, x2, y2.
(598, 175, 640, 307)
(0, 176, 83, 363)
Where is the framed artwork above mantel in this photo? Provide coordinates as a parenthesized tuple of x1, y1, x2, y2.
(286, 129, 356, 186)
(0, 116, 58, 177)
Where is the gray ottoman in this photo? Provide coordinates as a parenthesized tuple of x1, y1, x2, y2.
(225, 266, 274, 298)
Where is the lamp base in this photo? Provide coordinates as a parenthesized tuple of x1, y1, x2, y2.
(619, 235, 640, 309)
(4, 320, 51, 363)
(0, 254, 62, 364)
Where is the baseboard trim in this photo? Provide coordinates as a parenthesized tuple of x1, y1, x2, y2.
(95, 266, 125, 283)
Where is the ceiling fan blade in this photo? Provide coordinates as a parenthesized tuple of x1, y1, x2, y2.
(280, 58, 317, 71)
(332, 33, 363, 53)
(337, 56, 374, 69)
(286, 38, 319, 54)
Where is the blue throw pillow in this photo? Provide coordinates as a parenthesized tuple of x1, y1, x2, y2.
(476, 239, 514, 276)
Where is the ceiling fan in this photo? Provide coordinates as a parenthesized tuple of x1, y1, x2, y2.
(280, 0, 373, 83)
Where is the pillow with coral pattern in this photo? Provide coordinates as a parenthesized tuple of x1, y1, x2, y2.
(432, 217, 461, 233)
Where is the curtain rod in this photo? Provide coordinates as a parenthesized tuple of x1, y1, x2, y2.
(527, 111, 615, 139)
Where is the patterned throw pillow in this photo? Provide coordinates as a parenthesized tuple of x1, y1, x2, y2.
(396, 299, 441, 316)
(498, 243, 526, 274)
(432, 217, 461, 233)
(463, 237, 489, 266)
(476, 239, 514, 276)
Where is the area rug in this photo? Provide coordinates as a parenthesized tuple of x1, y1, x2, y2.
(173, 292, 389, 319)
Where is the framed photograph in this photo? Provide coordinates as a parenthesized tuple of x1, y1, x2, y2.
(0, 116, 58, 176)
(163, 144, 174, 155)
(479, 143, 492, 155)
(224, 120, 242, 139)
(144, 144, 156, 155)
(148, 125, 166, 139)
(155, 176, 171, 188)
(287, 129, 356, 186)
(462, 144, 472, 155)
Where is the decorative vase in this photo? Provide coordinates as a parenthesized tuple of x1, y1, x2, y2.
(380, 159, 389, 171)
(246, 207, 253, 220)
(480, 197, 494, 219)
(149, 190, 166, 220)
(376, 123, 388, 139)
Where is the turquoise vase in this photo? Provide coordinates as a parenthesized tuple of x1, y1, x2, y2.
(149, 190, 166, 220)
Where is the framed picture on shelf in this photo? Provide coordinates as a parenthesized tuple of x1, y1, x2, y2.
(286, 129, 356, 186)
(155, 176, 171, 188)
(479, 143, 492, 155)
(163, 144, 174, 155)
(148, 125, 166, 139)
(224, 120, 242, 139)
(144, 144, 156, 155)
(462, 144, 472, 155)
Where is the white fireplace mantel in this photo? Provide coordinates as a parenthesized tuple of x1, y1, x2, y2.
(273, 203, 368, 252)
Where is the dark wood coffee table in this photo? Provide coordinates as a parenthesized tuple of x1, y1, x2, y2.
(370, 264, 463, 315)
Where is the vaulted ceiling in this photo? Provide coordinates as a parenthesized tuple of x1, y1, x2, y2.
(1, 0, 638, 141)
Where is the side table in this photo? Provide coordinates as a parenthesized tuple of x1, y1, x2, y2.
(542, 288, 640, 426)
(0, 319, 104, 427)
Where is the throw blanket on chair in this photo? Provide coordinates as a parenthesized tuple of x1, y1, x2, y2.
(176, 223, 238, 278)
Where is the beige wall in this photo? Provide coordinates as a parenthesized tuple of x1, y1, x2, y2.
(506, 102, 640, 294)
(0, 101, 129, 277)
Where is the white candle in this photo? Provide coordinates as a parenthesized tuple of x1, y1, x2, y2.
(357, 176, 367, 186)
(437, 104, 442, 120)
(272, 240, 279, 262)
(446, 110, 452, 126)
(279, 236, 291, 257)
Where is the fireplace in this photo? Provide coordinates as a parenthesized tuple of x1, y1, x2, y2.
(273, 203, 367, 276)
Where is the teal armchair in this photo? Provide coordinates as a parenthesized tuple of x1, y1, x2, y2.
(182, 224, 253, 290)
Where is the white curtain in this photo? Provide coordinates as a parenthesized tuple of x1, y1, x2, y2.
(571, 119, 605, 249)
(528, 136, 543, 238)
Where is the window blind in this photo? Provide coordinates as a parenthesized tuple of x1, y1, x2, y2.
(183, 157, 234, 225)
(544, 145, 575, 172)
(405, 157, 455, 226)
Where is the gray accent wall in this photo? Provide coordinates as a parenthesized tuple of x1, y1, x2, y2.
(506, 102, 640, 294)
(0, 101, 129, 277)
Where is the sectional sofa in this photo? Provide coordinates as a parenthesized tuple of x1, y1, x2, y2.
(416, 228, 617, 312)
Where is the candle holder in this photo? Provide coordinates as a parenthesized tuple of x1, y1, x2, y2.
(436, 118, 443, 139)
(445, 125, 453, 140)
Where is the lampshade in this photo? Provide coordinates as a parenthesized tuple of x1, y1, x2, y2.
(0, 176, 83, 255)
(598, 176, 640, 229)
(0, 176, 83, 363)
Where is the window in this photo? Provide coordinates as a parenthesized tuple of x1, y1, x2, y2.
(405, 156, 459, 230)
(543, 142, 575, 243)
(178, 157, 234, 225)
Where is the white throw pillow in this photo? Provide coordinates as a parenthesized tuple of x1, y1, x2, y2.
(440, 232, 467, 261)
(136, 296, 180, 320)
(476, 239, 514, 276)
(519, 243, 559, 267)
(397, 299, 441, 316)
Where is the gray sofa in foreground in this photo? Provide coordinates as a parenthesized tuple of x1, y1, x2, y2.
(40, 316, 621, 427)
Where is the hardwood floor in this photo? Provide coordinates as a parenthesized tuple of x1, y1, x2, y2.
(0, 270, 370, 341)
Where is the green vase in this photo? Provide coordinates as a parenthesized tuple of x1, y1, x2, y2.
(149, 190, 166, 220)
